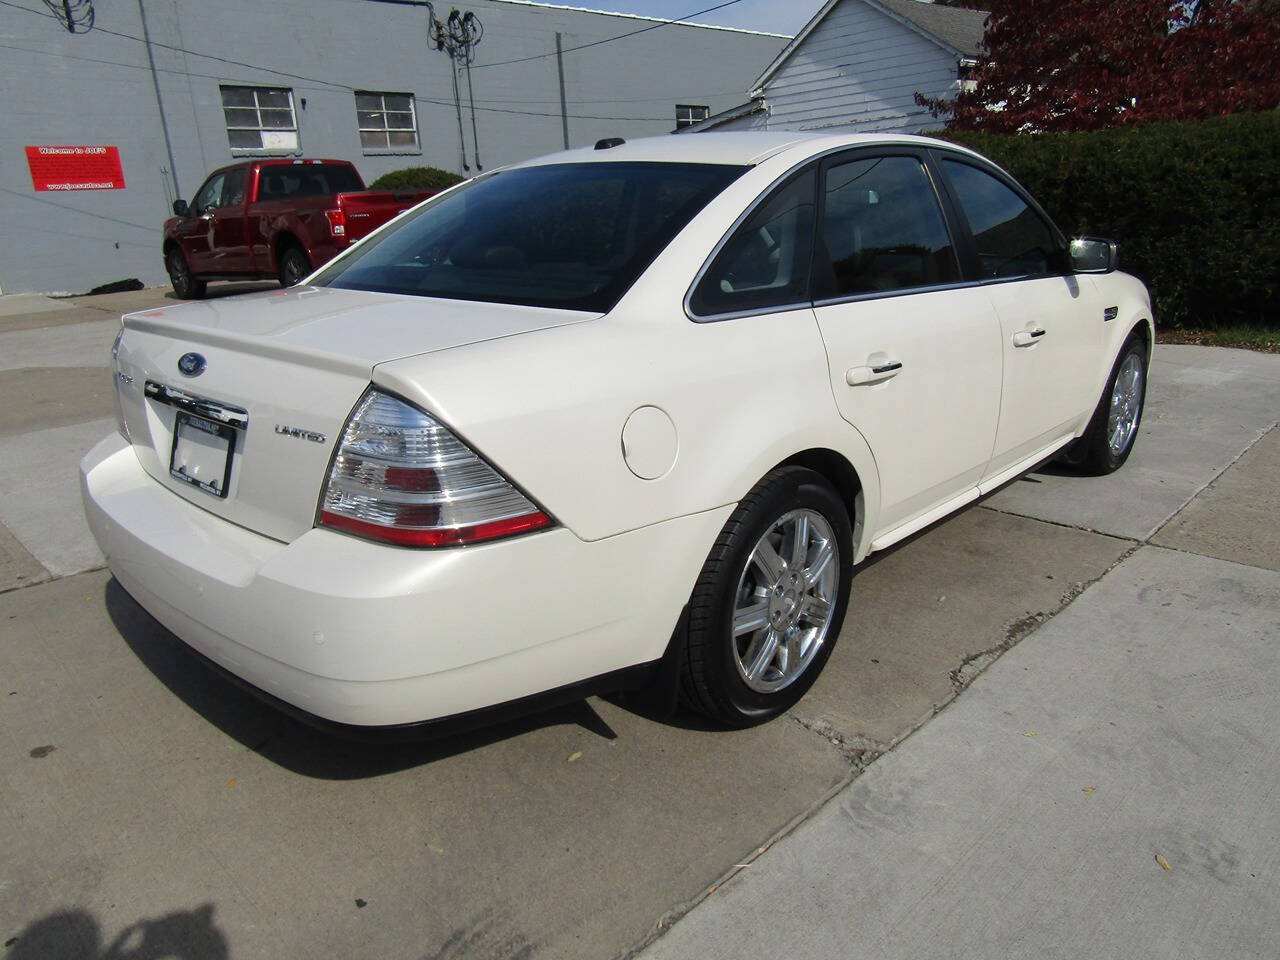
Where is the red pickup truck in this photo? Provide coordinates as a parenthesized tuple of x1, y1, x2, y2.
(162, 158, 435, 299)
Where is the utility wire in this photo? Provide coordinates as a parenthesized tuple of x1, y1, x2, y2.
(0, 0, 717, 121)
(468, 0, 747, 69)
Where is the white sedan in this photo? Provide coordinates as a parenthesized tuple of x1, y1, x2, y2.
(81, 133, 1152, 732)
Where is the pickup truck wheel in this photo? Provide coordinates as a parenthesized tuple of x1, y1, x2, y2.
(278, 245, 311, 287)
(166, 248, 206, 300)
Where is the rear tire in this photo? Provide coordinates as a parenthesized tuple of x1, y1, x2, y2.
(680, 466, 853, 727)
(1077, 334, 1148, 475)
(166, 247, 206, 300)
(278, 244, 311, 287)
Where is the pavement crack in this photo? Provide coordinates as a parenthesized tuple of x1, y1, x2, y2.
(790, 715, 886, 770)
(948, 541, 1143, 694)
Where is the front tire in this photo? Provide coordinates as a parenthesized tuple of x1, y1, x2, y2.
(680, 466, 853, 727)
(166, 247, 206, 300)
(1078, 334, 1148, 475)
(278, 244, 311, 287)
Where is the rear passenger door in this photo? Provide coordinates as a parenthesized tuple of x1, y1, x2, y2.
(935, 155, 1103, 482)
(811, 150, 1003, 539)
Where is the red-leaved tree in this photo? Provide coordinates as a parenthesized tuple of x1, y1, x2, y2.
(919, 0, 1280, 132)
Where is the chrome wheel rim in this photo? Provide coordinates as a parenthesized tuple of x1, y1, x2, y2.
(1107, 353, 1144, 456)
(732, 509, 839, 694)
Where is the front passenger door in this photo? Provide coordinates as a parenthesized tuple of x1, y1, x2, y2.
(938, 157, 1103, 482)
(811, 152, 1003, 539)
(178, 172, 226, 273)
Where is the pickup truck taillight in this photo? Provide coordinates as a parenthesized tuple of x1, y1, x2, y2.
(324, 208, 346, 238)
(319, 389, 553, 547)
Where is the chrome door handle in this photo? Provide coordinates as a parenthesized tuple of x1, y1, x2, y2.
(846, 360, 903, 386)
(1012, 327, 1047, 347)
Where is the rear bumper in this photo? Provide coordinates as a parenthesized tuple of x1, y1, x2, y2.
(81, 433, 729, 727)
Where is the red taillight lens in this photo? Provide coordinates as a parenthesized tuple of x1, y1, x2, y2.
(324, 208, 346, 237)
(319, 389, 552, 548)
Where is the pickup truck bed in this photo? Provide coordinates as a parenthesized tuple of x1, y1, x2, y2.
(163, 158, 435, 299)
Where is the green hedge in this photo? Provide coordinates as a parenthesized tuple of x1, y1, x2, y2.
(368, 165, 467, 192)
(938, 112, 1280, 329)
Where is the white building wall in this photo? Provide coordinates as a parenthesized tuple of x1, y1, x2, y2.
(0, 0, 784, 294)
(759, 0, 959, 134)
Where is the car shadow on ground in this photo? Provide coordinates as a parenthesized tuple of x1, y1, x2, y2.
(103, 578, 634, 779)
(4, 904, 227, 960)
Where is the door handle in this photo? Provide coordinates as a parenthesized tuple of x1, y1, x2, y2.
(1012, 327, 1047, 347)
(846, 359, 903, 386)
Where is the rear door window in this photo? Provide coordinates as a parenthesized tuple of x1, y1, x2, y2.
(815, 155, 959, 299)
(689, 169, 817, 317)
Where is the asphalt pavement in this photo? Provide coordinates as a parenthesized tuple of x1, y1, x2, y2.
(0, 287, 1276, 960)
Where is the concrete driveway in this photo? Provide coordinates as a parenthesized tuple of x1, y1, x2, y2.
(1, 289, 1276, 959)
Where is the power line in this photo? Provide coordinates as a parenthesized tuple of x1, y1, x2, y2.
(0, 0, 689, 121)
(469, 0, 747, 69)
(0, 39, 740, 107)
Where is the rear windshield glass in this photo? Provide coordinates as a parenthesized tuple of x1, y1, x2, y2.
(258, 164, 363, 199)
(313, 162, 746, 312)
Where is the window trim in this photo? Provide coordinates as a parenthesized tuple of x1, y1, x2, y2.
(928, 149, 1071, 285)
(686, 145, 993, 323)
(221, 85, 300, 157)
(355, 90, 422, 156)
(675, 104, 711, 130)
(685, 162, 823, 323)
(810, 146, 965, 305)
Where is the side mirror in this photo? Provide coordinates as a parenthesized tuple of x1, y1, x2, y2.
(172, 199, 190, 217)
(1070, 237, 1118, 274)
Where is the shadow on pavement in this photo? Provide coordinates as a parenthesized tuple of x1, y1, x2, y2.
(5, 904, 227, 960)
(103, 578, 626, 779)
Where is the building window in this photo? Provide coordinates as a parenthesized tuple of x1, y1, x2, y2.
(221, 86, 299, 153)
(675, 104, 710, 130)
(356, 92, 420, 153)
(957, 59, 979, 94)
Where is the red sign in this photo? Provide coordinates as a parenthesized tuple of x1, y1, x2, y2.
(25, 145, 126, 191)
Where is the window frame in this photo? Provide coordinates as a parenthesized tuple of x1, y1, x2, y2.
(220, 85, 300, 156)
(355, 90, 422, 156)
(675, 104, 711, 130)
(192, 172, 227, 215)
(811, 147, 967, 305)
(685, 162, 823, 323)
(929, 150, 1071, 285)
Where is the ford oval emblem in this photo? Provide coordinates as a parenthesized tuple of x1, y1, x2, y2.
(177, 352, 206, 377)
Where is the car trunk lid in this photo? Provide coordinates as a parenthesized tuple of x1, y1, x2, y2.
(114, 285, 594, 542)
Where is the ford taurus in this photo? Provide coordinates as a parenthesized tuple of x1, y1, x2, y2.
(81, 133, 1152, 732)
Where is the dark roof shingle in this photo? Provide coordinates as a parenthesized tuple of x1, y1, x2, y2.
(874, 0, 988, 57)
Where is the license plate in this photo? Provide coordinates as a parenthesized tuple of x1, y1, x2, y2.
(170, 411, 236, 498)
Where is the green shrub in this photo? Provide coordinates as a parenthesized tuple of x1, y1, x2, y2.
(368, 165, 467, 192)
(937, 112, 1280, 329)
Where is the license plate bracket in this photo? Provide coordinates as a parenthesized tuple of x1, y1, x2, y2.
(169, 411, 236, 499)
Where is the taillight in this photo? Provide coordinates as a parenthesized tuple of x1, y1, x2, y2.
(324, 208, 346, 237)
(319, 389, 552, 547)
(111, 326, 130, 442)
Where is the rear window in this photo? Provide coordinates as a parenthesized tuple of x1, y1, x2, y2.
(313, 162, 746, 312)
(257, 163, 364, 199)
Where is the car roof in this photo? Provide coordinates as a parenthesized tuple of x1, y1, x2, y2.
(512, 132, 985, 169)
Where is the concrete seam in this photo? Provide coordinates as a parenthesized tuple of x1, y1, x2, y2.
(1146, 421, 1278, 544)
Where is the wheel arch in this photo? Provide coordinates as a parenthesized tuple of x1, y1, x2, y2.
(776, 447, 867, 560)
